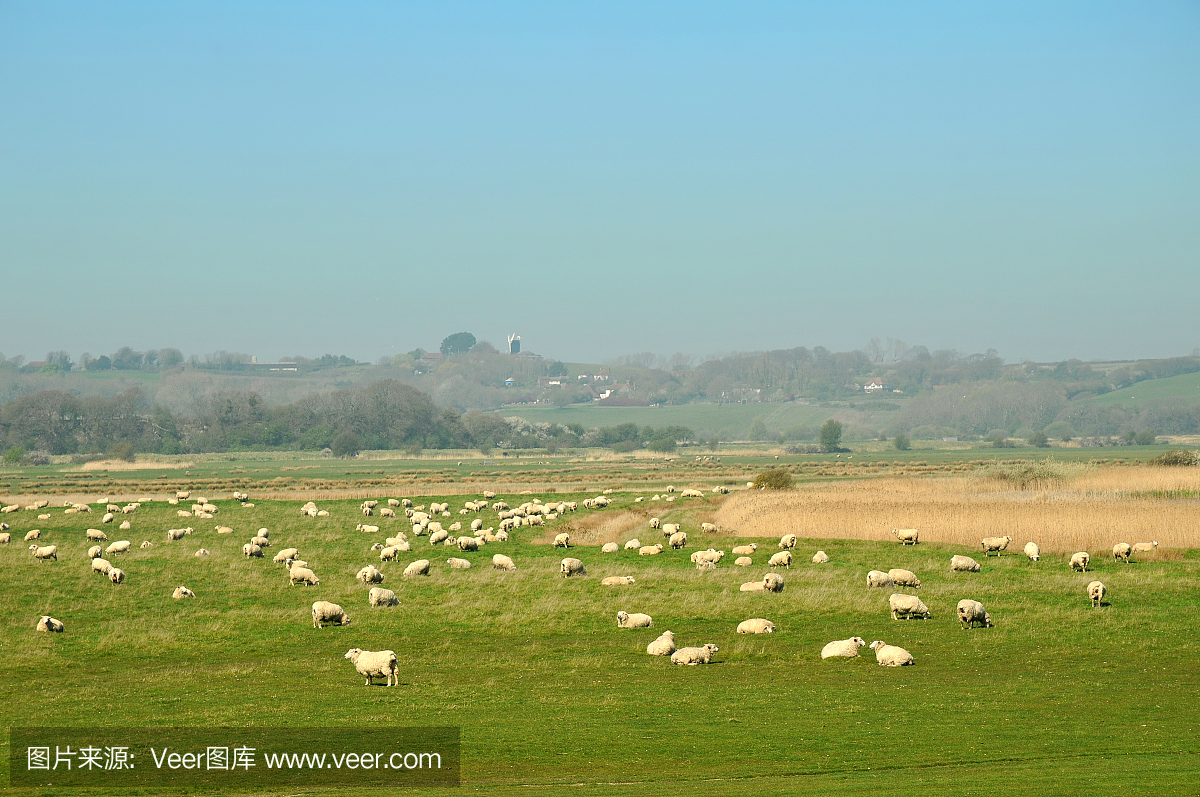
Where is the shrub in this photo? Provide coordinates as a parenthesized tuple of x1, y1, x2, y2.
(1028, 431, 1050, 448)
(752, 469, 794, 491)
(1043, 420, 1076, 441)
(892, 433, 911, 451)
(979, 458, 1090, 489)
(612, 440, 640, 453)
(3, 446, 24, 465)
(331, 431, 362, 458)
(1149, 450, 1198, 467)
(109, 443, 135, 462)
(645, 438, 675, 453)
(1133, 429, 1158, 446)
(748, 416, 768, 441)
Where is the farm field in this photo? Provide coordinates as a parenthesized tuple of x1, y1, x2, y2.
(2, 470, 1199, 796)
(1083, 370, 1200, 406)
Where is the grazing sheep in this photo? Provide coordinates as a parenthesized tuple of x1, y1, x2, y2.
(553, 533, 571, 548)
(639, 544, 664, 556)
(37, 615, 65, 633)
(601, 542, 619, 553)
(166, 528, 190, 542)
(1070, 551, 1090, 572)
(242, 543, 263, 558)
(87, 545, 103, 559)
(616, 611, 653, 628)
(369, 587, 399, 607)
(492, 554, 516, 571)
(957, 599, 993, 629)
(87, 529, 107, 541)
(950, 555, 981, 573)
(194, 549, 210, 557)
(671, 644, 719, 666)
(734, 556, 752, 567)
(888, 568, 921, 588)
(356, 565, 384, 584)
(108, 567, 125, 584)
(660, 523, 680, 539)
(646, 630, 676, 656)
(29, 544, 57, 561)
(24, 530, 40, 541)
(870, 640, 914, 666)
(732, 544, 757, 556)
(821, 637, 867, 659)
(812, 550, 830, 564)
(701, 522, 718, 534)
(1132, 541, 1158, 553)
(889, 593, 930, 620)
(446, 557, 472, 569)
(981, 535, 1013, 556)
(0, 533, 8, 545)
(344, 648, 399, 687)
(891, 528, 919, 545)
(649, 517, 661, 529)
(429, 530, 450, 546)
(669, 532, 688, 549)
(1088, 580, 1107, 607)
(105, 541, 131, 555)
(289, 566, 320, 586)
(456, 536, 480, 552)
(102, 512, 115, 524)
(867, 570, 893, 588)
(601, 575, 635, 586)
(690, 549, 724, 565)
(250, 535, 270, 548)
(778, 534, 797, 550)
(380, 546, 401, 562)
(403, 559, 431, 577)
(286, 559, 309, 570)
(768, 551, 792, 569)
(91, 557, 112, 574)
(312, 600, 351, 628)
(560, 557, 586, 577)
(737, 618, 775, 634)
(624, 539, 642, 550)
(1113, 543, 1132, 562)
(172, 586, 196, 599)
(1024, 542, 1040, 561)
(274, 548, 300, 564)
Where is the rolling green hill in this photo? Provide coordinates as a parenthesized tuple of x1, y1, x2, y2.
(1083, 370, 1200, 406)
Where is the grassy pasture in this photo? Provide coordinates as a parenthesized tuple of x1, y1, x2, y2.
(1083, 370, 1200, 406)
(1, 488, 1198, 796)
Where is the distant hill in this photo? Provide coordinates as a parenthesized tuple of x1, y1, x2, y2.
(1081, 370, 1200, 407)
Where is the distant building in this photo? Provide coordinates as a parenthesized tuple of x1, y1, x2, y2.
(504, 377, 516, 387)
(508, 334, 521, 354)
(594, 369, 611, 382)
(864, 377, 888, 393)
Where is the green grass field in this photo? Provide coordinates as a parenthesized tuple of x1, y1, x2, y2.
(2, 491, 1197, 795)
(1083, 370, 1200, 407)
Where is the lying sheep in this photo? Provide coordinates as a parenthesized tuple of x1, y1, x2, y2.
(870, 640, 914, 666)
(778, 534, 797, 550)
(446, 557, 472, 569)
(737, 618, 775, 634)
(1132, 541, 1158, 553)
(646, 630, 676, 656)
(681, 489, 704, 498)
(140, 541, 153, 549)
(429, 530, 450, 546)
(172, 586, 196, 599)
(369, 587, 399, 607)
(289, 566, 320, 586)
(732, 544, 757, 556)
(166, 528, 190, 542)
(891, 528, 919, 545)
(1088, 580, 1107, 608)
(867, 570, 893, 588)
(812, 550, 830, 564)
(889, 593, 930, 620)
(91, 557, 112, 574)
(768, 551, 792, 569)
(215, 526, 233, 534)
(403, 559, 431, 577)
(671, 644, 719, 666)
(624, 539, 642, 550)
(0, 532, 8, 545)
(617, 611, 652, 628)
(492, 554, 516, 571)
(108, 567, 126, 584)
(356, 565, 384, 584)
(639, 544, 664, 556)
(118, 520, 131, 530)
(37, 615, 65, 633)
(669, 532, 688, 549)
(1024, 541, 1040, 561)
(821, 637, 867, 659)
(957, 599, 993, 629)
(194, 549, 210, 557)
(1113, 543, 1132, 562)
(553, 533, 571, 548)
(981, 535, 1013, 556)
(950, 555, 981, 573)
(344, 648, 398, 687)
(1069, 552, 1090, 572)
(741, 573, 785, 593)
(601, 542, 619, 553)
(312, 600, 351, 628)
(105, 541, 131, 555)
(734, 556, 752, 567)
(601, 575, 635, 586)
(888, 568, 921, 588)
(560, 557, 587, 577)
(242, 543, 263, 558)
(30, 544, 57, 561)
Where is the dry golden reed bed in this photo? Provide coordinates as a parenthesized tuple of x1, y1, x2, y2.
(714, 466, 1200, 555)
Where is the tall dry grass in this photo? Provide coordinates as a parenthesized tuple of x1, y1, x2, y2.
(714, 466, 1200, 555)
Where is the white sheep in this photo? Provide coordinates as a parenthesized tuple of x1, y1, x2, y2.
(681, 489, 704, 498)
(812, 550, 830, 564)
(250, 535, 270, 548)
(87, 545, 103, 559)
(888, 568, 921, 588)
(671, 644, 719, 666)
(646, 630, 676, 656)
(108, 567, 126, 584)
(312, 600, 351, 628)
(446, 557, 472, 569)
(369, 587, 399, 607)
(1088, 580, 1107, 607)
(139, 541, 153, 549)
(1113, 543, 1132, 562)
(403, 559, 431, 577)
(889, 593, 930, 620)
(492, 554, 516, 571)
(289, 566, 320, 586)
(869, 640, 914, 666)
(37, 615, 65, 633)
(24, 530, 40, 541)
(0, 532, 8, 545)
(768, 551, 792, 569)
(950, 555, 981, 573)
(624, 539, 642, 550)
(660, 523, 681, 538)
(957, 599, 993, 629)
(741, 573, 785, 593)
(821, 637, 867, 659)
(166, 528, 190, 542)
(1132, 541, 1158, 553)
(344, 648, 398, 686)
(87, 529, 107, 541)
(778, 534, 797, 549)
(734, 556, 752, 567)
(731, 544, 757, 556)
(29, 544, 57, 561)
(701, 522, 718, 534)
(91, 557, 112, 574)
(601, 542, 619, 553)
(1069, 552, 1090, 572)
(867, 570, 893, 588)
(669, 532, 688, 549)
(105, 541, 131, 555)
(981, 535, 1013, 556)
(242, 543, 263, 558)
(194, 548, 210, 557)
(172, 586, 196, 599)
(560, 557, 587, 577)
(553, 533, 571, 548)
(1024, 542, 1040, 561)
(456, 536, 480, 552)
(616, 611, 652, 628)
(274, 548, 300, 564)
(639, 544, 664, 556)
(601, 575, 635, 586)
(737, 618, 775, 634)
(891, 528, 919, 545)
(356, 565, 384, 584)
(215, 526, 233, 534)
(690, 549, 724, 565)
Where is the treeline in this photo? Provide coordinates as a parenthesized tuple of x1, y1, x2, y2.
(0, 348, 365, 374)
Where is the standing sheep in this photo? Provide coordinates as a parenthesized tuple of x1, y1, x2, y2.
(87, 545, 103, 559)
(950, 555, 981, 573)
(1113, 543, 1132, 563)
(289, 566, 320, 586)
(668, 532, 688, 550)
(981, 536, 1013, 556)
(274, 548, 300, 564)
(737, 618, 775, 634)
(821, 637, 867, 659)
(869, 640, 914, 666)
(344, 648, 398, 687)
(891, 528, 919, 545)
(616, 611, 653, 628)
(29, 544, 57, 561)
(0, 532, 8, 545)
(646, 630, 676, 656)
(957, 599, 993, 629)
(1088, 580, 1107, 608)
(553, 533, 571, 548)
(888, 568, 921, 588)
(778, 534, 797, 550)
(560, 557, 587, 577)
(492, 554, 516, 571)
(312, 601, 351, 628)
(1024, 542, 1040, 561)
(889, 593, 930, 620)
(768, 551, 792, 569)
(456, 536, 480, 552)
(105, 541, 131, 555)
(242, 543, 263, 558)
(24, 530, 40, 541)
(671, 644, 719, 666)
(108, 567, 126, 584)
(649, 518, 661, 529)
(356, 565, 384, 584)
(368, 587, 399, 607)
(1069, 552, 1090, 572)
(867, 570, 893, 588)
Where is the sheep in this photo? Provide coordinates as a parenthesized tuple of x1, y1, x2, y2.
(778, 534, 797, 550)
(356, 524, 380, 533)
(669, 532, 688, 550)
(105, 541, 131, 555)
(957, 599, 993, 629)
(665, 486, 676, 493)
(380, 546, 401, 562)
(889, 593, 930, 620)
(649, 518, 661, 529)
(616, 611, 652, 628)
(732, 544, 757, 556)
(456, 536, 480, 552)
(312, 600, 351, 628)
(671, 644, 719, 666)
(494, 530, 509, 542)
(118, 520, 131, 530)
(690, 549, 724, 565)
(102, 512, 115, 524)
(660, 523, 680, 539)
(601, 542, 620, 553)
(369, 587, 399, 607)
(172, 586, 196, 599)
(981, 535, 1013, 556)
(402, 498, 415, 508)
(379, 507, 396, 519)
(108, 567, 126, 584)
(1088, 580, 1107, 608)
(344, 648, 399, 687)
(1024, 542, 1040, 561)
(29, 544, 57, 561)
(91, 557, 112, 574)
(812, 550, 830, 564)
(356, 565, 384, 584)
(624, 539, 642, 550)
(742, 573, 785, 593)
(734, 556, 752, 567)
(737, 618, 776, 634)
(560, 557, 587, 577)
(701, 522, 718, 534)
(950, 555, 981, 573)
(646, 630, 676, 656)
(37, 615, 65, 633)
(289, 566, 320, 586)
(601, 576, 635, 586)
(403, 559, 431, 577)
(869, 640, 914, 666)
(286, 559, 309, 570)
(553, 533, 571, 548)
(166, 528, 191, 542)
(768, 551, 792, 569)
(891, 528, 919, 545)
(1113, 543, 1132, 563)
(139, 541, 153, 549)
(194, 549, 210, 557)
(242, 543, 263, 558)
(446, 557, 472, 569)
(273, 548, 300, 564)
(492, 554, 516, 571)
(24, 529, 40, 541)
(821, 637, 867, 659)
(470, 518, 484, 532)
(888, 568, 921, 588)
(681, 489, 704, 498)
(0, 532, 7, 545)
(639, 544, 664, 556)
(1069, 551, 1090, 572)
(87, 529, 108, 541)
(86, 545, 102, 559)
(429, 529, 450, 546)
(867, 570, 893, 588)
(1132, 541, 1159, 553)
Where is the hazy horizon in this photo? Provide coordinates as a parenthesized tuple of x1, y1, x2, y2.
(3, 2, 1197, 364)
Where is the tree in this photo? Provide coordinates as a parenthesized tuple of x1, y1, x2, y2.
(1028, 431, 1050, 448)
(748, 416, 768, 441)
(440, 332, 477, 357)
(752, 469, 794, 490)
(3, 446, 23, 464)
(331, 431, 361, 458)
(707, 436, 720, 451)
(1133, 429, 1158, 445)
(819, 419, 844, 452)
(893, 433, 910, 451)
(547, 361, 568, 377)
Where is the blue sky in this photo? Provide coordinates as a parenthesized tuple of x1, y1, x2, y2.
(1, 2, 1197, 364)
